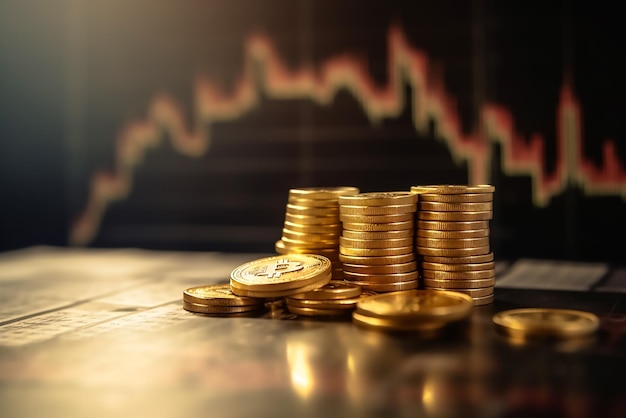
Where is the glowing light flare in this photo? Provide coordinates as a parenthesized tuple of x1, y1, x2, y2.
(69, 25, 626, 246)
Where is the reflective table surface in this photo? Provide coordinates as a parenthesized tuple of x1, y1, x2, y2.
(1, 247, 625, 418)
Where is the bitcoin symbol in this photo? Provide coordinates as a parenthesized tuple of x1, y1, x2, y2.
(257, 258, 303, 278)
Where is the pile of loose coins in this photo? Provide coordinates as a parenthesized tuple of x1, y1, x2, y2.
(410, 185, 495, 306)
(182, 185, 601, 339)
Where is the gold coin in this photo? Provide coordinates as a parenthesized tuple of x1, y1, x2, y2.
(286, 305, 353, 317)
(285, 213, 340, 225)
(182, 300, 264, 314)
(342, 229, 413, 240)
(339, 191, 418, 206)
(421, 269, 495, 280)
(281, 236, 339, 249)
(352, 311, 447, 332)
(183, 284, 264, 306)
(340, 204, 417, 216)
(283, 221, 342, 234)
(288, 280, 362, 300)
(342, 220, 415, 232)
(410, 184, 495, 194)
(285, 297, 360, 310)
(289, 186, 360, 200)
(339, 253, 416, 265)
(415, 237, 490, 249)
(230, 254, 332, 291)
(417, 229, 489, 239)
(340, 213, 415, 223)
(230, 274, 331, 298)
(343, 270, 419, 284)
(340, 236, 414, 249)
(340, 245, 414, 257)
(418, 211, 492, 221)
(421, 261, 495, 271)
(274, 240, 339, 257)
(346, 280, 418, 292)
(286, 203, 340, 216)
(418, 201, 493, 212)
(342, 261, 417, 274)
(472, 294, 494, 306)
(421, 252, 494, 264)
(422, 277, 495, 288)
(418, 193, 493, 203)
(417, 220, 489, 231)
(416, 246, 490, 257)
(424, 286, 493, 298)
(287, 196, 340, 207)
(355, 289, 473, 322)
(281, 229, 339, 242)
(492, 308, 600, 339)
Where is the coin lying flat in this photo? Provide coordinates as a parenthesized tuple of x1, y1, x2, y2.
(493, 308, 600, 339)
(289, 186, 360, 200)
(182, 300, 265, 314)
(410, 184, 495, 194)
(183, 284, 264, 306)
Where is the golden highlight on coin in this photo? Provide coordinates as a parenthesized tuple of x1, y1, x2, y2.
(492, 308, 600, 339)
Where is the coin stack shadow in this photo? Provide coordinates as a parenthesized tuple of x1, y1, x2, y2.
(338, 192, 419, 293)
(410, 185, 495, 306)
(275, 187, 360, 280)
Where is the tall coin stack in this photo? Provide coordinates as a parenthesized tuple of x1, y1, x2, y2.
(410, 185, 495, 306)
(338, 192, 419, 293)
(275, 187, 360, 280)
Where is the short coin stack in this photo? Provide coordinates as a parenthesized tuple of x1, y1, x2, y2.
(183, 284, 266, 315)
(276, 187, 360, 279)
(352, 289, 473, 332)
(338, 192, 419, 293)
(285, 280, 365, 317)
(230, 254, 332, 298)
(410, 185, 495, 306)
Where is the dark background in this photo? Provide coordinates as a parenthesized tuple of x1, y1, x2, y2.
(1, 0, 625, 262)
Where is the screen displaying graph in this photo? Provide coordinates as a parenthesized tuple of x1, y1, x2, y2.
(1, 0, 624, 262)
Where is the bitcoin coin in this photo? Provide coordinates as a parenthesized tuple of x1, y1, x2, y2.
(421, 252, 494, 264)
(418, 193, 493, 203)
(421, 269, 495, 280)
(339, 253, 416, 265)
(342, 261, 417, 274)
(182, 300, 264, 314)
(410, 184, 495, 194)
(340, 236, 414, 249)
(339, 204, 417, 216)
(416, 246, 490, 257)
(418, 201, 493, 212)
(339, 191, 418, 206)
(416, 237, 490, 249)
(492, 308, 600, 339)
(355, 289, 473, 322)
(288, 280, 362, 300)
(342, 229, 413, 240)
(417, 229, 489, 239)
(183, 284, 264, 306)
(418, 211, 492, 221)
(421, 261, 495, 271)
(289, 186, 360, 200)
(230, 254, 331, 291)
(417, 220, 489, 231)
(230, 275, 331, 298)
(342, 220, 415, 232)
(340, 245, 414, 257)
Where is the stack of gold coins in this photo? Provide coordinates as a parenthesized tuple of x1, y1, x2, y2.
(410, 185, 495, 306)
(183, 283, 266, 315)
(352, 289, 473, 333)
(230, 254, 332, 298)
(338, 192, 419, 293)
(276, 186, 360, 279)
(285, 280, 366, 317)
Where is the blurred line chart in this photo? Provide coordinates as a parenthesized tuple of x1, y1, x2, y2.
(69, 25, 626, 246)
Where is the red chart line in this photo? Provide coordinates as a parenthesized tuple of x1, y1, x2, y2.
(69, 25, 626, 246)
